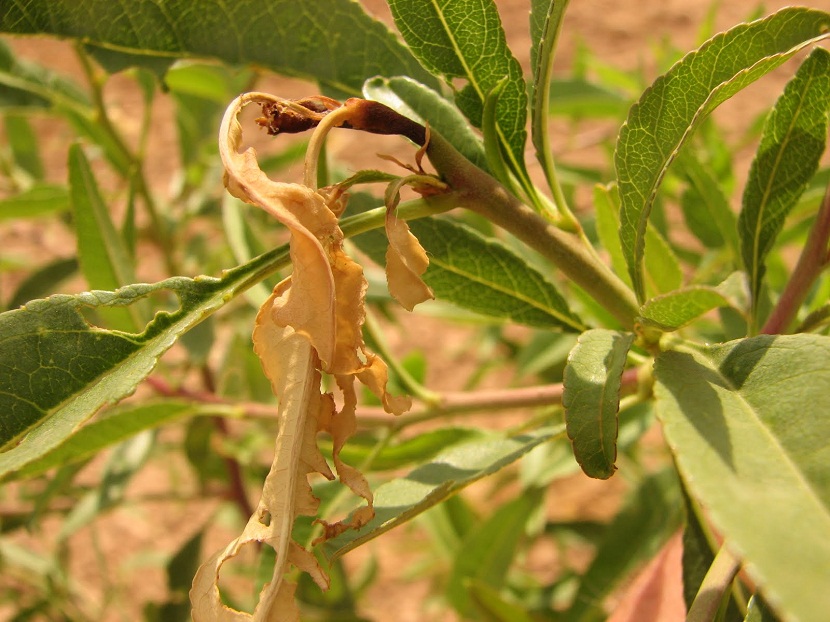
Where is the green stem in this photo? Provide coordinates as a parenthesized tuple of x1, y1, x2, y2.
(362, 308, 441, 405)
(530, 0, 580, 231)
(687, 545, 741, 622)
(426, 133, 639, 328)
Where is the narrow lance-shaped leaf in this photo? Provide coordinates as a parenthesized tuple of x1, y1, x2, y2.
(353, 217, 584, 331)
(386, 0, 530, 184)
(674, 150, 739, 255)
(0, 0, 436, 98)
(639, 285, 739, 332)
(594, 182, 682, 297)
(738, 47, 830, 326)
(530, 0, 570, 188)
(615, 8, 830, 302)
(0, 39, 90, 110)
(323, 426, 564, 560)
(447, 489, 544, 618)
(563, 329, 635, 479)
(654, 334, 830, 622)
(0, 244, 290, 477)
(69, 144, 139, 331)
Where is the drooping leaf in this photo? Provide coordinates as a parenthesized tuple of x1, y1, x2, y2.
(324, 426, 564, 560)
(738, 47, 830, 324)
(191, 294, 332, 622)
(386, 0, 529, 181)
(654, 334, 830, 622)
(0, 243, 289, 477)
(447, 489, 543, 618)
(354, 217, 584, 331)
(0, 0, 435, 98)
(563, 329, 634, 479)
(615, 8, 830, 302)
(566, 469, 683, 622)
(363, 76, 488, 171)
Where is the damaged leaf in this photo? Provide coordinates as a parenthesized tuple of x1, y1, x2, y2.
(192, 92, 419, 620)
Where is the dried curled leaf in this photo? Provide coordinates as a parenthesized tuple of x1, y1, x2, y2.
(192, 93, 415, 621)
(383, 176, 435, 311)
(191, 290, 330, 622)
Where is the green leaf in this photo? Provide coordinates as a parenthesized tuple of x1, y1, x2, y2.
(639, 286, 732, 331)
(615, 8, 830, 302)
(328, 427, 486, 472)
(594, 183, 630, 285)
(654, 334, 830, 622)
(467, 580, 536, 622)
(4, 113, 43, 179)
(0, 0, 435, 98)
(10, 401, 205, 481)
(593, 182, 681, 295)
(0, 38, 89, 110)
(387, 0, 528, 180)
(6, 257, 78, 311)
(530, 0, 570, 188)
(323, 426, 564, 560)
(0, 183, 70, 220)
(69, 144, 138, 330)
(643, 223, 683, 296)
(58, 431, 154, 540)
(83, 45, 174, 80)
(363, 76, 488, 172)
(739, 47, 830, 325)
(447, 489, 543, 618)
(674, 150, 739, 255)
(563, 329, 634, 479)
(566, 469, 683, 622)
(0, 244, 289, 477)
(548, 78, 630, 118)
(354, 217, 583, 331)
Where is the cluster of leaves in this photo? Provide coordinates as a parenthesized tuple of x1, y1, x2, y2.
(0, 1, 829, 621)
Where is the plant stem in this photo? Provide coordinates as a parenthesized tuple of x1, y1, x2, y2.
(425, 133, 639, 328)
(687, 545, 741, 622)
(762, 180, 830, 334)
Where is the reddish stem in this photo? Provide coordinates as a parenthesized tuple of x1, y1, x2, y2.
(762, 181, 830, 334)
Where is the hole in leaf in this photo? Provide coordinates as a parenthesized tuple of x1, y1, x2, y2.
(258, 510, 272, 526)
(216, 540, 274, 614)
